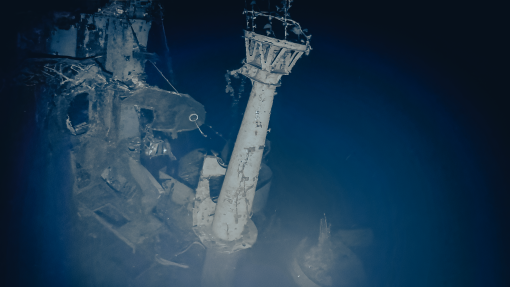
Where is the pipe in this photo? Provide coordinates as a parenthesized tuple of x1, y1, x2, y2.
(211, 29, 309, 241)
(212, 81, 276, 240)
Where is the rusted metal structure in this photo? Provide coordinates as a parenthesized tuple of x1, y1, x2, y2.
(211, 30, 309, 241)
(14, 0, 319, 285)
(191, 29, 310, 253)
(16, 1, 209, 284)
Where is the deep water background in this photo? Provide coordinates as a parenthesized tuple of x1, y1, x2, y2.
(1, 0, 508, 286)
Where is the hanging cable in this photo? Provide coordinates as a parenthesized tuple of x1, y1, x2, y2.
(149, 60, 179, 93)
(189, 113, 207, 137)
(126, 13, 179, 94)
(206, 125, 227, 142)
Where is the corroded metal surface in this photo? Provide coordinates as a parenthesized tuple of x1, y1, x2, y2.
(122, 88, 205, 138)
(193, 156, 258, 252)
(212, 82, 275, 241)
(212, 29, 309, 241)
(193, 156, 226, 228)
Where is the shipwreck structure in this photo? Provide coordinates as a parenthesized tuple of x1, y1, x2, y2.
(189, 2, 312, 286)
(17, 0, 210, 284)
(211, 29, 309, 241)
(192, 17, 311, 250)
(11, 1, 375, 287)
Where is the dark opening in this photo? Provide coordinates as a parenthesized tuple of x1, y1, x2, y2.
(137, 107, 155, 129)
(67, 92, 89, 135)
(94, 204, 129, 228)
(209, 175, 225, 203)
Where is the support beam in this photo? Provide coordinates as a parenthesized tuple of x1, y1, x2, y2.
(212, 81, 276, 240)
(211, 30, 309, 241)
